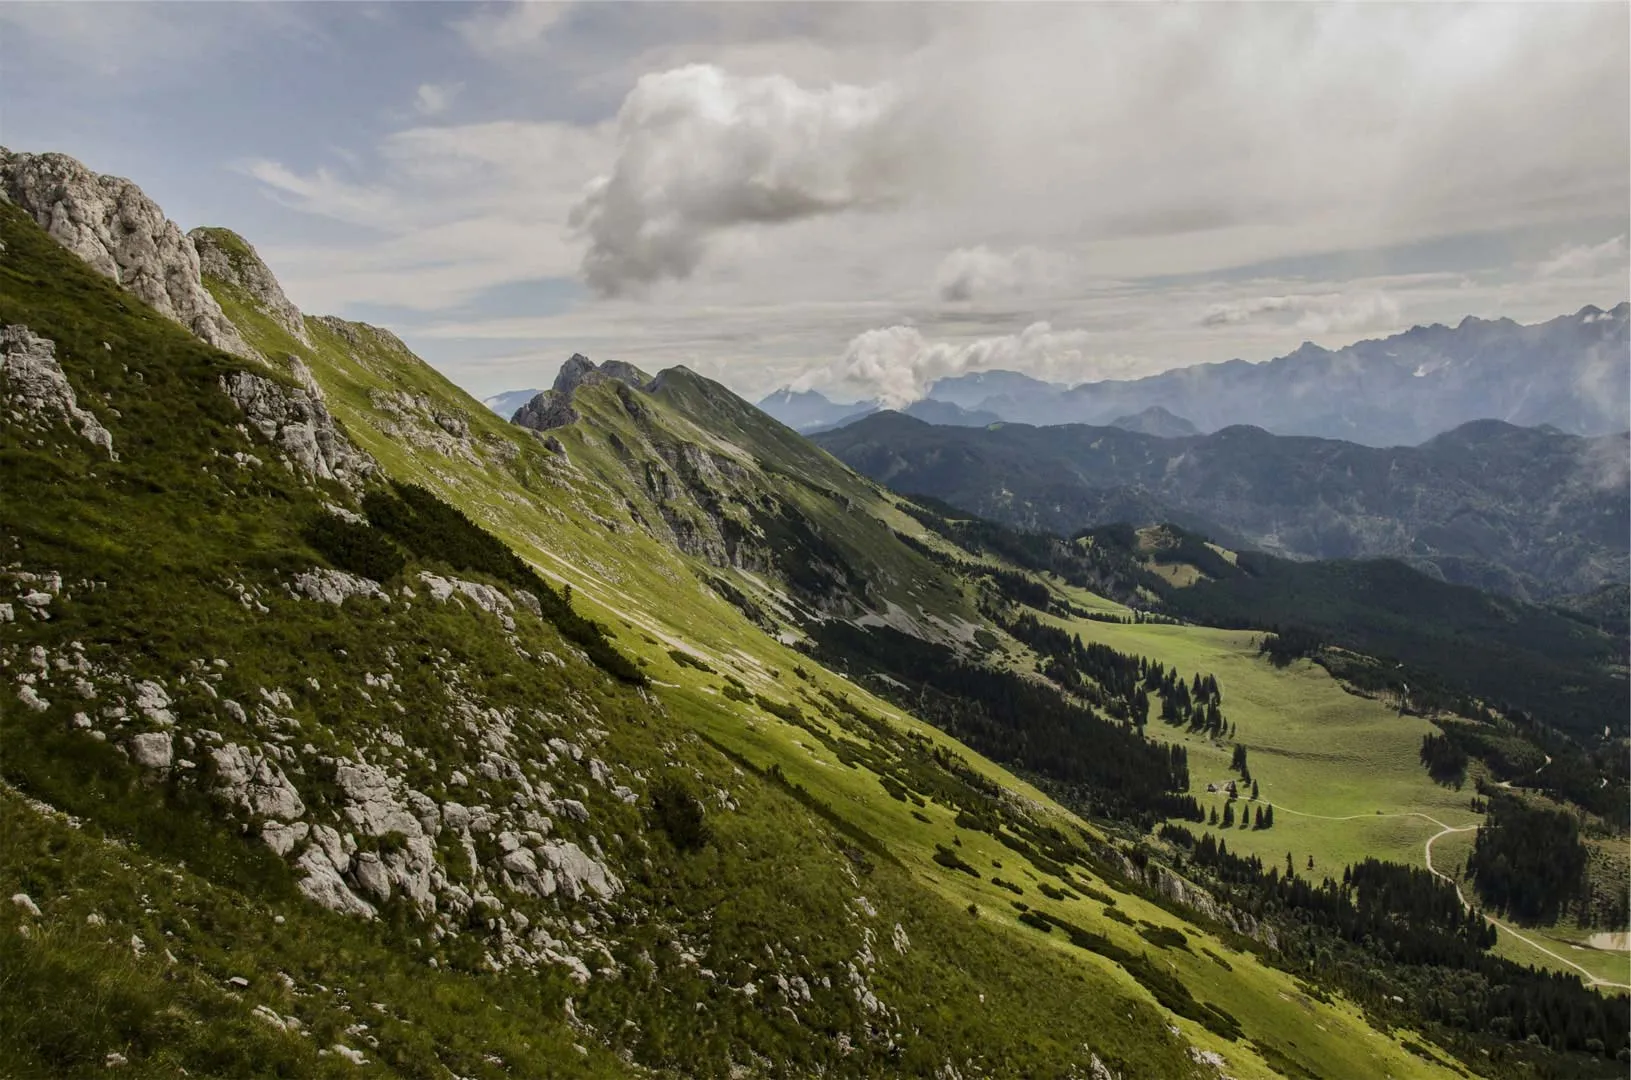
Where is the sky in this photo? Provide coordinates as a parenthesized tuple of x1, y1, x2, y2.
(4, 1, 1628, 406)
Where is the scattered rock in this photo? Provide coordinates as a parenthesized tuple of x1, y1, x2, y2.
(291, 568, 388, 606)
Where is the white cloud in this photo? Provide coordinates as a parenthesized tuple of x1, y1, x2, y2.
(453, 2, 571, 58)
(933, 246, 1072, 302)
(794, 321, 1154, 408)
(1200, 292, 1402, 335)
(243, 120, 614, 311)
(414, 82, 463, 118)
(1535, 235, 1628, 279)
(568, 64, 911, 296)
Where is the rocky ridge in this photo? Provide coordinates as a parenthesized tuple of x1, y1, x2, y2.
(0, 148, 255, 360)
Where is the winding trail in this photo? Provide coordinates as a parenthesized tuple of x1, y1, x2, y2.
(1267, 803, 1631, 990)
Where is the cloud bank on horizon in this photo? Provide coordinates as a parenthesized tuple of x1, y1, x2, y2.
(2, 1, 1626, 403)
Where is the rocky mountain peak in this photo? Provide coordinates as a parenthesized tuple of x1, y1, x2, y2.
(552, 352, 600, 395)
(0, 147, 255, 361)
(515, 354, 654, 433)
(190, 226, 310, 345)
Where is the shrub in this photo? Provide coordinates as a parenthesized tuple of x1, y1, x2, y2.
(649, 777, 712, 853)
(303, 512, 405, 581)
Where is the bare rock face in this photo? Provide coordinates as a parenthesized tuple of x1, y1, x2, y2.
(1, 325, 115, 457)
(219, 371, 375, 489)
(511, 389, 579, 432)
(190, 227, 310, 345)
(210, 743, 305, 821)
(0, 149, 255, 360)
(512, 353, 651, 433)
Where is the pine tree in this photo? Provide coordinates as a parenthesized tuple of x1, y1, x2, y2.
(1251, 779, 1260, 800)
(1222, 802, 1235, 828)
(1265, 804, 1275, 828)
(1209, 805, 1219, 826)
(1253, 806, 1264, 829)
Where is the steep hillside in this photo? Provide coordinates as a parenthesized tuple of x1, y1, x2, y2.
(4, 148, 1625, 1078)
(814, 411, 1629, 600)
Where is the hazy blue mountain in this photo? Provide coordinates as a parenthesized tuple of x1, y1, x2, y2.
(1107, 406, 1200, 438)
(815, 412, 1629, 601)
(926, 369, 1066, 413)
(920, 305, 1629, 445)
(481, 387, 543, 418)
(756, 386, 878, 432)
(900, 399, 1002, 427)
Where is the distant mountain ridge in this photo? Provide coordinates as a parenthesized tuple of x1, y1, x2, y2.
(916, 306, 1630, 445)
(814, 412, 1630, 601)
(755, 386, 877, 432)
(1108, 406, 1200, 438)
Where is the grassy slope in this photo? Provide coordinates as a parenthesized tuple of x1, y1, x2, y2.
(195, 233, 1481, 1077)
(0, 201, 1224, 1079)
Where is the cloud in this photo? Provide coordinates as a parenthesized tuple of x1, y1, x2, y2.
(933, 246, 1071, 302)
(1535, 235, 1628, 279)
(795, 321, 1154, 408)
(568, 64, 911, 296)
(242, 120, 614, 311)
(453, 2, 572, 58)
(414, 82, 463, 117)
(1200, 292, 1402, 335)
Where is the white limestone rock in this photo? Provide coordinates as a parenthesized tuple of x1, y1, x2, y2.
(210, 742, 305, 821)
(416, 572, 516, 630)
(0, 150, 254, 359)
(335, 760, 422, 838)
(295, 846, 376, 919)
(219, 371, 375, 489)
(132, 680, 174, 725)
(260, 820, 310, 858)
(291, 568, 387, 606)
(128, 731, 173, 769)
(1, 326, 115, 457)
(537, 840, 620, 901)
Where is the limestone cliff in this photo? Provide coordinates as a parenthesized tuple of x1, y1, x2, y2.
(0, 148, 255, 360)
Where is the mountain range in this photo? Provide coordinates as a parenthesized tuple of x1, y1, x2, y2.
(759, 306, 1630, 447)
(3, 146, 1627, 1078)
(814, 412, 1629, 601)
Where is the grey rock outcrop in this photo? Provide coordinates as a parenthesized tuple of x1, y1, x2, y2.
(220, 371, 375, 488)
(210, 742, 305, 821)
(511, 353, 653, 433)
(189, 227, 310, 345)
(128, 731, 173, 769)
(0, 149, 254, 360)
(292, 568, 388, 606)
(1, 325, 115, 457)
